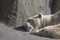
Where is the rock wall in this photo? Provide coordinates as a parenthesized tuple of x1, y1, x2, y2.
(0, 0, 17, 27)
(16, 0, 51, 27)
(0, 0, 52, 27)
(51, 0, 60, 14)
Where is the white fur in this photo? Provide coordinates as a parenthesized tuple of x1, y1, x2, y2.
(31, 24, 60, 38)
(27, 14, 53, 30)
(23, 11, 60, 38)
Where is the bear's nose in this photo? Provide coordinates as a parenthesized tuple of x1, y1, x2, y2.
(20, 25, 27, 31)
(23, 26, 27, 31)
(23, 26, 32, 32)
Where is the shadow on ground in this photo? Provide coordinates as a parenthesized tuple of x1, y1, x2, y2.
(14, 26, 28, 32)
(14, 26, 55, 39)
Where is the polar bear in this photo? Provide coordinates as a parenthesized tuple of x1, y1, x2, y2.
(21, 11, 60, 32)
(31, 24, 60, 38)
(30, 11, 60, 38)
(21, 13, 52, 32)
(20, 11, 60, 38)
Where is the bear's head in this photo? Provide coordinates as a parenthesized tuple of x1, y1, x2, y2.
(22, 13, 42, 32)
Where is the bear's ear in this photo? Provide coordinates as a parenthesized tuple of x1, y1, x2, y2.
(38, 13, 42, 18)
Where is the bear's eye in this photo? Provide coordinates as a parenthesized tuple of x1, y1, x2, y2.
(27, 19, 35, 25)
(29, 27, 31, 29)
(27, 19, 34, 23)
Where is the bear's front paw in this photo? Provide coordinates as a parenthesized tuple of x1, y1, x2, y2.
(30, 29, 40, 35)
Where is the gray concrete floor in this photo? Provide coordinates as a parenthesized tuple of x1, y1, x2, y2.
(0, 23, 60, 40)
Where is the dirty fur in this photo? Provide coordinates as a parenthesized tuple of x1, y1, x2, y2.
(22, 11, 60, 38)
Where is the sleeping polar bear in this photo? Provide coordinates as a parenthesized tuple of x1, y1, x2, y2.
(23, 14, 52, 32)
(21, 11, 60, 38)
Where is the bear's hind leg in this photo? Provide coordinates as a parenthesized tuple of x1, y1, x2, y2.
(31, 27, 53, 38)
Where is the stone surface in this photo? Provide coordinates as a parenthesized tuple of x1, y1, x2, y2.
(0, 23, 60, 40)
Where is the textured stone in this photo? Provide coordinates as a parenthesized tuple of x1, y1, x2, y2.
(16, 0, 51, 27)
(51, 0, 60, 13)
(0, 0, 57, 27)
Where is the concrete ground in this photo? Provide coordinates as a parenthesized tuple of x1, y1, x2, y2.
(0, 23, 60, 40)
